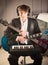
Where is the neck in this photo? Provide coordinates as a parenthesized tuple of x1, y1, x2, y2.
(20, 17, 28, 23)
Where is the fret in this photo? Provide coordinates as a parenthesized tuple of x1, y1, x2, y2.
(33, 34, 36, 37)
(39, 33, 42, 35)
(30, 35, 33, 38)
(36, 34, 39, 36)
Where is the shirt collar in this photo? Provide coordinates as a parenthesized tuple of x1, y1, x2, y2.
(20, 18, 28, 24)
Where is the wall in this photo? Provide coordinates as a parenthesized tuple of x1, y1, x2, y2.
(2, 0, 32, 22)
(32, 0, 48, 15)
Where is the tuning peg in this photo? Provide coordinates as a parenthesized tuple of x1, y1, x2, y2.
(0, 19, 8, 26)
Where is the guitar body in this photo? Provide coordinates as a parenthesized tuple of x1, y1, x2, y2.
(38, 39, 48, 53)
(1, 36, 10, 51)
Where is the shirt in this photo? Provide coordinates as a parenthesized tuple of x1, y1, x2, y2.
(16, 18, 28, 44)
(20, 18, 28, 44)
(21, 19, 28, 44)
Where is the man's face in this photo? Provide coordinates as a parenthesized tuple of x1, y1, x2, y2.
(18, 10, 28, 22)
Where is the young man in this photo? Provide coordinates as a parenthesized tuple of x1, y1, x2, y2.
(4, 5, 42, 65)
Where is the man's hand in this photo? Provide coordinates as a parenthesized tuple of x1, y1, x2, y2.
(19, 31, 26, 37)
(19, 31, 29, 37)
(16, 31, 29, 44)
(16, 36, 26, 44)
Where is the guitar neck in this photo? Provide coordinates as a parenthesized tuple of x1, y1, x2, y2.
(8, 25, 20, 33)
(0, 19, 20, 33)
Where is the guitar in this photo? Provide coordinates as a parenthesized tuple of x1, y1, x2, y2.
(0, 19, 48, 53)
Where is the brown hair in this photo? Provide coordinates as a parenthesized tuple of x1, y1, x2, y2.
(17, 4, 30, 16)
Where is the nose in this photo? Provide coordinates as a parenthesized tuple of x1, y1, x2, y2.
(21, 12, 25, 17)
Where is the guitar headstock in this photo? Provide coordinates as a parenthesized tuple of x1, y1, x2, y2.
(0, 19, 8, 26)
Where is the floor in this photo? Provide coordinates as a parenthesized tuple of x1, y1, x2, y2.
(0, 48, 48, 65)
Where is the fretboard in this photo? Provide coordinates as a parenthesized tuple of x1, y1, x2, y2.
(29, 33, 42, 39)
